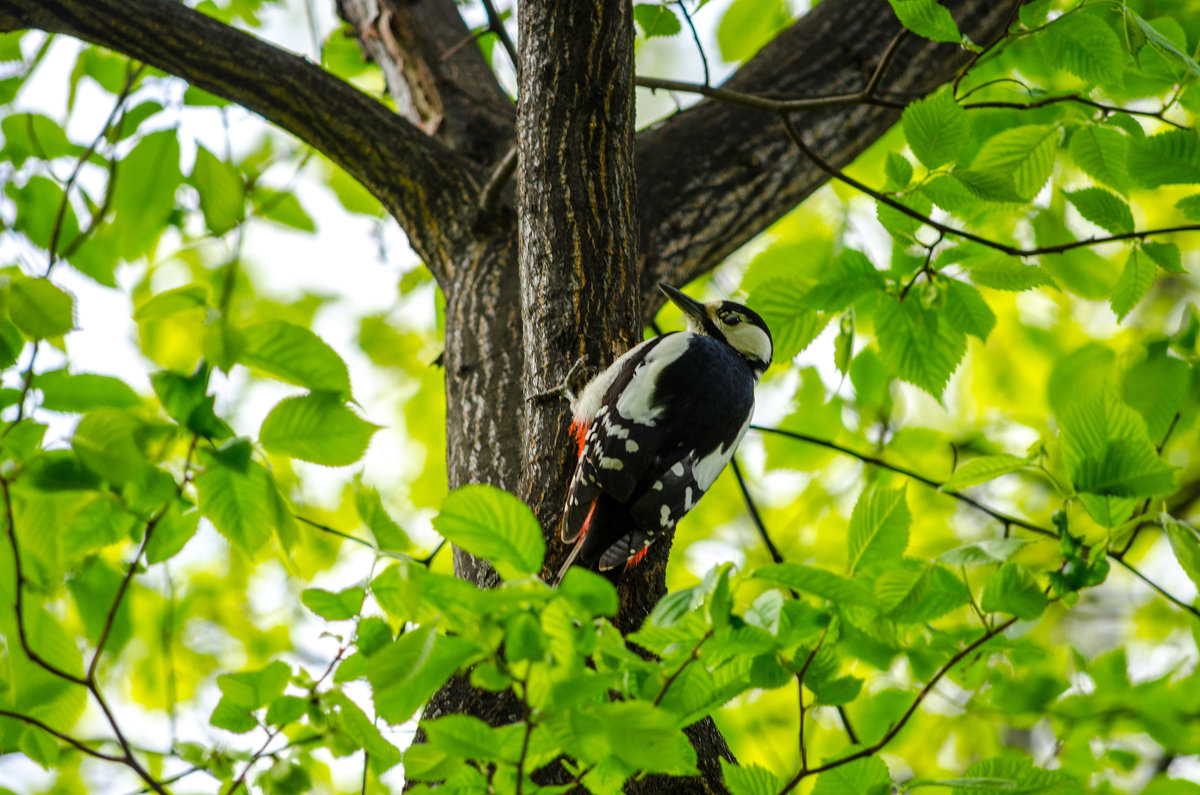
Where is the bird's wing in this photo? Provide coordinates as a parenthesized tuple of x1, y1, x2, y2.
(559, 335, 685, 543)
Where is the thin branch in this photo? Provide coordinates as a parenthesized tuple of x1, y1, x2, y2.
(749, 425, 1054, 539)
(676, 1, 709, 87)
(480, 0, 518, 79)
(779, 115, 1200, 258)
(961, 94, 1189, 129)
(777, 616, 1019, 794)
(862, 28, 907, 99)
(951, 0, 1022, 96)
(477, 145, 518, 220)
(653, 628, 714, 707)
(1117, 411, 1182, 558)
(225, 725, 282, 795)
(731, 457, 784, 564)
(635, 75, 906, 113)
(0, 709, 127, 762)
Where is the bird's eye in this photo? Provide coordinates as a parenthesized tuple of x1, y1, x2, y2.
(720, 312, 741, 326)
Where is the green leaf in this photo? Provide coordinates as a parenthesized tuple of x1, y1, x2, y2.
(715, 0, 792, 62)
(1066, 188, 1134, 235)
(1175, 192, 1200, 220)
(432, 485, 545, 579)
(874, 561, 930, 615)
(191, 145, 243, 235)
(133, 285, 209, 321)
(753, 563, 877, 607)
(888, 0, 962, 44)
(802, 250, 886, 312)
(354, 476, 411, 551)
(559, 567, 619, 617)
(252, 189, 316, 232)
(368, 627, 478, 725)
(950, 169, 1024, 203)
(259, 392, 379, 466)
(885, 152, 914, 191)
(1164, 516, 1200, 592)
(151, 366, 233, 440)
(877, 192, 935, 240)
(848, 486, 909, 575)
(902, 88, 969, 169)
(1127, 130, 1200, 187)
(238, 320, 352, 395)
(1122, 347, 1192, 440)
(422, 714, 505, 761)
(873, 295, 967, 399)
(571, 701, 697, 774)
(145, 502, 201, 564)
(7, 277, 74, 339)
(110, 130, 181, 256)
(980, 562, 1047, 620)
(749, 278, 831, 361)
(941, 280, 995, 341)
(37, 370, 140, 412)
(967, 260, 1055, 292)
(634, 4, 681, 38)
(71, 409, 147, 486)
(195, 458, 277, 555)
(1110, 248, 1156, 322)
(1038, 12, 1123, 87)
(959, 753, 1082, 795)
(722, 759, 783, 795)
(301, 586, 366, 620)
(217, 660, 291, 709)
(1141, 241, 1183, 273)
(1060, 391, 1175, 498)
(0, 114, 79, 166)
(972, 125, 1059, 199)
(1123, 8, 1200, 79)
(943, 454, 1028, 491)
(812, 753, 891, 795)
(1069, 126, 1130, 193)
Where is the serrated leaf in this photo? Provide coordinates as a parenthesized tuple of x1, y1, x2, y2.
(1122, 347, 1192, 440)
(959, 754, 1081, 795)
(1163, 516, 1200, 592)
(943, 454, 1028, 491)
(903, 88, 969, 169)
(195, 459, 276, 554)
(942, 280, 995, 341)
(888, 0, 962, 44)
(1175, 192, 1200, 220)
(968, 260, 1055, 292)
(217, 660, 291, 710)
(260, 392, 379, 466)
(812, 753, 891, 795)
(972, 125, 1058, 199)
(634, 4, 681, 38)
(1067, 188, 1134, 235)
(8, 277, 74, 339)
(37, 370, 140, 412)
(1038, 12, 1123, 87)
(1110, 248, 1155, 321)
(885, 152, 914, 191)
(191, 145, 243, 235)
(432, 485, 545, 579)
(722, 759, 783, 795)
(802, 250, 886, 312)
(354, 476, 410, 551)
(1124, 8, 1200, 79)
(1128, 130, 1200, 187)
(133, 285, 209, 321)
(753, 563, 877, 606)
(71, 409, 147, 486)
(1069, 126, 1130, 193)
(950, 169, 1024, 203)
(239, 320, 352, 395)
(980, 562, 1047, 620)
(301, 586, 365, 620)
(848, 486, 909, 575)
(151, 366, 233, 440)
(1060, 391, 1175, 498)
(873, 295, 967, 399)
(748, 278, 830, 361)
(1140, 241, 1183, 273)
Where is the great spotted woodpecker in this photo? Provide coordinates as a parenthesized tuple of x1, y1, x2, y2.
(552, 283, 773, 585)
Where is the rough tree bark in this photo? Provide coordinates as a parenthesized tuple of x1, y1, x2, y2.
(0, 0, 1021, 790)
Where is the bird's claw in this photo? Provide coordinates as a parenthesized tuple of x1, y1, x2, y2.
(527, 356, 587, 403)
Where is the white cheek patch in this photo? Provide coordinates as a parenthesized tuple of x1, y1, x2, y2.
(725, 324, 772, 366)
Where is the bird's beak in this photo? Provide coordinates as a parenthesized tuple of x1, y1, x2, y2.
(659, 283, 707, 325)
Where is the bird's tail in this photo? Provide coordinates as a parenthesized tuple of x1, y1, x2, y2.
(550, 538, 585, 587)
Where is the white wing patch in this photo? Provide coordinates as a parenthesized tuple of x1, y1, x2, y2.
(572, 337, 659, 424)
(613, 333, 694, 423)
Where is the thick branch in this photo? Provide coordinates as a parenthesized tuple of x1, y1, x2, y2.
(337, 0, 514, 165)
(634, 0, 1020, 316)
(0, 0, 478, 283)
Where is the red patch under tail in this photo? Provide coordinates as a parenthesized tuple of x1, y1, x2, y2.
(627, 545, 650, 567)
(570, 419, 588, 458)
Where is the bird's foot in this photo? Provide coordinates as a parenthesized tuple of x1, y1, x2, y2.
(527, 356, 586, 404)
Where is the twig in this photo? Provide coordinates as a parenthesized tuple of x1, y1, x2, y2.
(677, 1, 709, 87)
(731, 457, 784, 564)
(951, 0, 1022, 96)
(961, 94, 1188, 129)
(478, 145, 518, 220)
(779, 115, 1200, 258)
(0, 709, 126, 762)
(863, 29, 907, 99)
(653, 628, 714, 707)
(635, 75, 906, 113)
(481, 0, 519, 78)
(294, 514, 445, 565)
(1116, 411, 1182, 558)
(226, 725, 282, 795)
(776, 616, 1019, 794)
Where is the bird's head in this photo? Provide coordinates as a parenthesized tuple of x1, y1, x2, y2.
(660, 283, 773, 375)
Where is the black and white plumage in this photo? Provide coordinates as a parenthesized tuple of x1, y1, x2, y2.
(552, 283, 773, 585)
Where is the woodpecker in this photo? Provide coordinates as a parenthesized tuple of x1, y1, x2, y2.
(552, 283, 773, 586)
